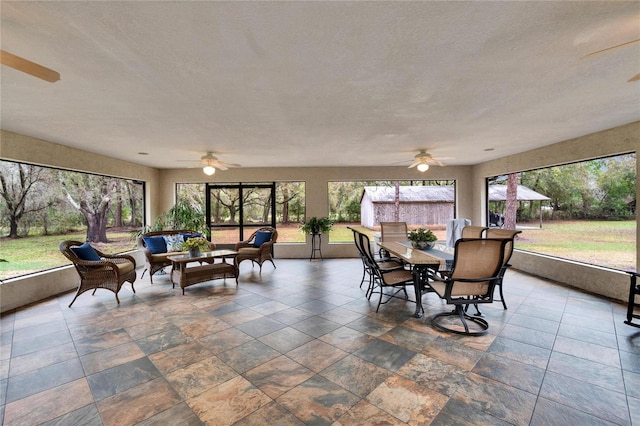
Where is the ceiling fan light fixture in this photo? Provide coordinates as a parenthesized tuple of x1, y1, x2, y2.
(417, 163, 429, 172)
(203, 165, 216, 175)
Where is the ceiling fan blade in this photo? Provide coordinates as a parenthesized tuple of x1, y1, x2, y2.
(408, 160, 420, 168)
(0, 50, 60, 82)
(628, 72, 640, 82)
(580, 39, 640, 60)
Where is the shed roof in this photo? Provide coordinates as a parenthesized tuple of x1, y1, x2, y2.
(362, 186, 454, 203)
(488, 184, 550, 201)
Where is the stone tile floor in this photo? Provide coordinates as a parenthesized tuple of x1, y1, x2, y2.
(0, 259, 638, 425)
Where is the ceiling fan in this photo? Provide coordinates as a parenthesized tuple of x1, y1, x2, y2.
(178, 152, 241, 175)
(580, 38, 640, 82)
(407, 150, 449, 172)
(0, 50, 60, 82)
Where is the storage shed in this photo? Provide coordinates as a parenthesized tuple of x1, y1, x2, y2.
(360, 186, 454, 228)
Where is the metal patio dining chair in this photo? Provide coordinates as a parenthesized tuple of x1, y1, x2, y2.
(358, 231, 414, 312)
(427, 238, 507, 336)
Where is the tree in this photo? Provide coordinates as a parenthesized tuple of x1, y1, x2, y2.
(61, 172, 114, 242)
(595, 154, 636, 218)
(504, 173, 518, 230)
(0, 163, 52, 238)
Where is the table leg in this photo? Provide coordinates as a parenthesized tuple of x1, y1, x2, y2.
(412, 265, 430, 318)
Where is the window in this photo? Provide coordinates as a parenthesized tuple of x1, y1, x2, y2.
(488, 153, 636, 271)
(0, 160, 145, 279)
(328, 180, 456, 243)
(176, 181, 306, 243)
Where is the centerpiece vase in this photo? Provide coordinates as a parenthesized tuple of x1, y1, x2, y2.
(188, 247, 201, 257)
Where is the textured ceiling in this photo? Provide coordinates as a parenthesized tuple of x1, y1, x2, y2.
(1, 1, 639, 170)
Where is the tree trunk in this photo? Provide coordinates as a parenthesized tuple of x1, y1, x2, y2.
(394, 181, 400, 221)
(504, 173, 518, 230)
(8, 217, 19, 238)
(282, 187, 290, 224)
(114, 195, 123, 227)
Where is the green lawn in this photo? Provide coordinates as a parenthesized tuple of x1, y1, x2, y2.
(516, 220, 636, 271)
(0, 231, 137, 280)
(0, 220, 636, 279)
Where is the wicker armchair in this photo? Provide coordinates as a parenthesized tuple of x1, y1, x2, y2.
(234, 227, 278, 273)
(59, 240, 137, 307)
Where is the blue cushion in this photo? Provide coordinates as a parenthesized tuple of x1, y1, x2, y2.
(253, 231, 273, 248)
(179, 232, 203, 241)
(70, 242, 101, 261)
(143, 236, 167, 254)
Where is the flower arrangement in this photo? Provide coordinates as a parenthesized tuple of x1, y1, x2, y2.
(408, 228, 437, 249)
(179, 236, 210, 252)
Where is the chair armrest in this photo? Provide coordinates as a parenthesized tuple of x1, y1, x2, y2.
(235, 241, 252, 250)
(93, 249, 137, 269)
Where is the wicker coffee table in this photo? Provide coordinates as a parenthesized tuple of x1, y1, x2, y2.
(167, 250, 238, 294)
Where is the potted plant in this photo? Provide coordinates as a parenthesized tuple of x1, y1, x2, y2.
(300, 217, 334, 235)
(408, 228, 438, 250)
(180, 236, 210, 257)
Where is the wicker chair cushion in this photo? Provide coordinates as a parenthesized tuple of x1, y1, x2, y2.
(70, 242, 101, 261)
(115, 261, 135, 274)
(253, 231, 273, 247)
(143, 236, 167, 254)
(238, 247, 260, 254)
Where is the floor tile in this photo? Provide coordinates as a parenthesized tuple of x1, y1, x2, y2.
(547, 351, 625, 392)
(396, 352, 467, 397)
(8, 341, 78, 377)
(452, 372, 537, 426)
(336, 399, 406, 425)
(87, 356, 162, 400)
(287, 339, 349, 373)
(553, 335, 621, 368)
(186, 376, 272, 426)
(487, 336, 551, 369)
(539, 371, 630, 425)
(165, 355, 238, 399)
(471, 353, 545, 394)
(530, 397, 619, 426)
(217, 340, 281, 373)
(135, 402, 203, 426)
(3, 378, 94, 426)
(431, 397, 512, 426)
(353, 339, 416, 372)
(366, 374, 449, 424)
(80, 341, 146, 375)
(421, 336, 484, 371)
(236, 316, 287, 338)
(148, 341, 212, 375)
(290, 316, 342, 338)
(96, 377, 183, 426)
(233, 400, 305, 426)
(318, 326, 375, 353)
(277, 374, 361, 426)
(6, 357, 85, 403)
(197, 327, 254, 354)
(258, 326, 315, 353)
(244, 355, 314, 398)
(320, 354, 393, 397)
